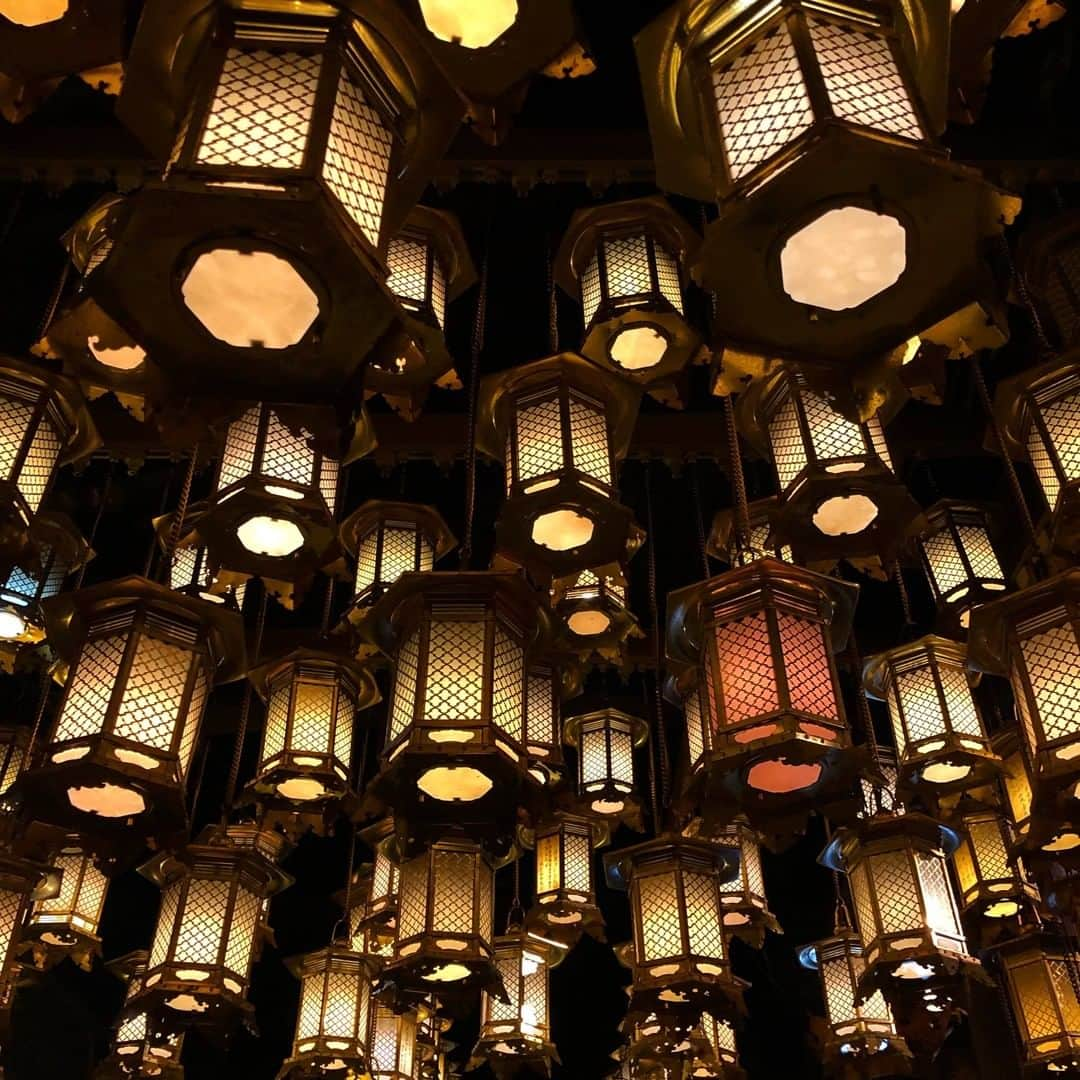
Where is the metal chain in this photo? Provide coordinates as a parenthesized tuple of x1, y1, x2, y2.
(642, 681, 662, 834)
(460, 247, 489, 571)
(25, 665, 53, 767)
(331, 821, 358, 946)
(36, 260, 70, 342)
(644, 463, 671, 807)
(846, 637, 883, 814)
(722, 395, 751, 558)
(997, 232, 1053, 355)
(320, 575, 335, 637)
(223, 586, 268, 817)
(506, 857, 524, 933)
(161, 446, 199, 580)
(548, 241, 559, 354)
(893, 561, 914, 627)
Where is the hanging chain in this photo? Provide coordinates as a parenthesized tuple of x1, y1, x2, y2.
(997, 232, 1053, 356)
(460, 246, 489, 571)
(75, 464, 113, 591)
(24, 665, 53, 768)
(722, 395, 751, 559)
(320, 575, 335, 637)
(645, 462, 671, 808)
(892, 561, 914, 628)
(161, 446, 199, 580)
(36, 260, 70, 343)
(506, 856, 524, 933)
(846, 637, 883, 814)
(689, 460, 711, 579)
(547, 241, 559, 354)
(223, 586, 268, 817)
(643, 680, 662, 834)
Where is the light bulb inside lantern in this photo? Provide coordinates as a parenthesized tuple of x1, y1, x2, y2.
(531, 509, 594, 551)
(67, 783, 147, 818)
(920, 761, 971, 785)
(416, 766, 493, 802)
(236, 515, 305, 557)
(0, 0, 68, 25)
(418, 0, 519, 48)
(812, 495, 879, 537)
(87, 337, 146, 371)
(609, 326, 669, 371)
(0, 609, 27, 639)
(567, 610, 611, 636)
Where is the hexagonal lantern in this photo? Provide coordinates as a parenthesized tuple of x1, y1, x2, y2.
(701, 820, 779, 948)
(477, 353, 643, 579)
(736, 369, 922, 568)
(0, 840, 60, 985)
(242, 647, 380, 837)
(563, 708, 649, 827)
(344, 828, 401, 964)
(914, 501, 1008, 632)
(364, 571, 553, 858)
(694, 1012, 744, 1080)
(552, 562, 642, 665)
(131, 825, 291, 1032)
(635, 0, 1018, 374)
(604, 835, 743, 1035)
(369, 1003, 418, 1080)
(401, 0, 591, 144)
(708, 497, 793, 567)
(863, 636, 1002, 802)
(1017, 208, 1080, 353)
(555, 196, 703, 408)
(366, 206, 477, 420)
(166, 538, 245, 612)
(14, 575, 243, 858)
(89, 1, 460, 405)
(666, 558, 864, 850)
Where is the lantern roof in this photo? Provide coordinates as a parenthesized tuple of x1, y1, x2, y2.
(284, 942, 373, 980)
(991, 352, 1080, 456)
(563, 707, 649, 751)
(602, 833, 741, 892)
(819, 811, 961, 872)
(245, 643, 381, 711)
(862, 634, 973, 700)
(339, 499, 457, 564)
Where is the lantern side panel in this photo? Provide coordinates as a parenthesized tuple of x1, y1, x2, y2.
(637, 871, 681, 960)
(568, 396, 612, 487)
(1019, 624, 1080, 745)
(390, 630, 420, 741)
(423, 618, 485, 721)
(714, 612, 779, 724)
(777, 613, 837, 719)
(112, 635, 192, 752)
(55, 634, 127, 742)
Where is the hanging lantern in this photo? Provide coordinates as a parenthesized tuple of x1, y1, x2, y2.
(708, 498, 793, 567)
(666, 558, 863, 849)
(604, 835, 742, 1034)
(21, 838, 108, 971)
(623, 1019, 715, 1078)
(520, 660, 569, 787)
(477, 353, 643, 578)
(166, 537, 245, 611)
(131, 824, 291, 1031)
(380, 838, 498, 1009)
(525, 811, 608, 944)
(369, 1004, 417, 1080)
(552, 563, 643, 665)
(797, 930, 911, 1076)
(0, 726, 28, 799)
(0, 842, 60, 986)
(15, 576, 243, 857)
(634, 0, 1017, 379)
(563, 708, 649, 827)
(402, 0, 590, 144)
(1017, 209, 1080, 353)
(471, 928, 566, 1076)
(367, 206, 477, 420)
(995, 932, 1080, 1074)
(863, 636, 1001, 801)
(339, 500, 456, 619)
(91, 0, 461, 404)
(994, 730, 1034, 844)
(697, 819, 779, 948)
(915, 501, 1008, 632)
(279, 946, 372, 1079)
(693, 1012, 744, 1079)
(364, 571, 552, 858)
(345, 826, 401, 963)
(736, 368, 921, 568)
(555, 196, 703, 408)
(414, 997, 451, 1080)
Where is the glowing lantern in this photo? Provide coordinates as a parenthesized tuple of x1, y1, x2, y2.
(0, 727, 28, 797)
(243, 647, 380, 836)
(708, 497, 793, 567)
(17, 576, 242, 857)
(994, 730, 1034, 842)
(563, 708, 649, 825)
(477, 353, 643, 577)
(365, 571, 552, 857)
(381, 839, 497, 1006)
(704, 820, 779, 947)
(369, 1004, 417, 1080)
(367, 206, 477, 419)
(736, 368, 920, 566)
(132, 825, 291, 1030)
(863, 636, 1001, 800)
(279, 946, 372, 1078)
(798, 930, 910, 1073)
(0, 844, 60, 983)
(345, 829, 400, 962)
(552, 562, 642, 664)
(693, 1012, 743, 1078)
(555, 196, 702, 407)
(520, 661, 567, 785)
(93, 1, 460, 403)
(604, 836, 742, 1033)
(915, 501, 1008, 631)
(525, 811, 608, 944)
(167, 540, 245, 611)
(635, 0, 1017, 372)
(666, 558, 862, 849)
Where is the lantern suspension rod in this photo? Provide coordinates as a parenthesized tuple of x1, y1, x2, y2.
(160, 445, 199, 580)
(723, 394, 751, 558)
(320, 575, 335, 637)
(997, 233, 1053, 356)
(25, 665, 53, 769)
(690, 460, 711, 580)
(223, 586, 268, 818)
(893, 561, 914, 628)
(845, 637, 884, 814)
(35, 258, 70, 342)
(547, 239, 559, 354)
(642, 678, 662, 833)
(507, 856, 524, 933)
(645, 461, 671, 808)
(460, 242, 490, 571)
(330, 820, 357, 946)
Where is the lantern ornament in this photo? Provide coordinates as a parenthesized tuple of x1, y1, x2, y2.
(279, 946, 373, 1079)
(634, 0, 1017, 371)
(477, 353, 643, 577)
(380, 838, 498, 1007)
(736, 369, 920, 567)
(563, 708, 648, 826)
(525, 811, 608, 944)
(863, 636, 1001, 800)
(798, 930, 911, 1077)
(340, 500, 455, 617)
(666, 558, 863, 849)
(369, 1004, 417, 1080)
(242, 647, 380, 836)
(699, 819, 780, 948)
(915, 501, 1008, 631)
(15, 576, 243, 857)
(552, 563, 643, 664)
(94, 0, 461, 403)
(604, 836, 742, 1033)
(708, 498, 793, 567)
(131, 824, 291, 1030)
(555, 196, 703, 408)
(367, 206, 477, 420)
(365, 571, 553, 858)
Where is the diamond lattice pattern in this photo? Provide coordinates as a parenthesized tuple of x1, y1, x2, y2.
(685, 687, 706, 765)
(1012, 959, 1063, 1040)
(297, 974, 324, 1041)
(959, 526, 1003, 581)
(262, 409, 315, 488)
(224, 887, 260, 976)
(654, 244, 684, 314)
(569, 396, 612, 487)
(174, 879, 229, 965)
(822, 952, 857, 1028)
(769, 392, 808, 492)
(849, 862, 878, 946)
(712, 25, 814, 182)
(324, 970, 366, 1041)
(383, 526, 420, 586)
(526, 674, 556, 746)
(869, 851, 920, 935)
(291, 681, 335, 755)
(390, 630, 420, 741)
(113, 635, 191, 753)
(219, 406, 260, 491)
(1042, 396, 1080, 492)
(396, 857, 428, 942)
(604, 235, 652, 302)
(916, 852, 963, 940)
(0, 398, 31, 482)
(150, 883, 181, 969)
(20, 413, 60, 512)
(197, 49, 321, 169)
(424, 619, 485, 722)
(334, 688, 352, 769)
(894, 666, 946, 747)
(0, 891, 22, 973)
(714, 612, 779, 725)
(1021, 624, 1080, 744)
(433, 850, 475, 936)
(810, 20, 922, 141)
(387, 236, 429, 310)
(778, 612, 837, 719)
(803, 390, 866, 464)
(261, 680, 290, 764)
(1053, 960, 1080, 1032)
(516, 396, 564, 484)
(56, 634, 126, 742)
(937, 664, 982, 737)
(581, 255, 602, 326)
(638, 871, 681, 961)
(1029, 420, 1062, 507)
(683, 872, 724, 960)
(564, 830, 591, 894)
(179, 666, 207, 779)
(970, 819, 1011, 882)
(355, 531, 379, 594)
(922, 530, 967, 596)
(492, 625, 523, 742)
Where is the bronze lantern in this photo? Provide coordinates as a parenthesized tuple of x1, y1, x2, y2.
(130, 824, 292, 1031)
(367, 206, 477, 420)
(563, 708, 649, 827)
(15, 575, 243, 858)
(736, 368, 922, 569)
(369, 1003, 418, 1080)
(863, 636, 1002, 801)
(552, 563, 643, 666)
(708, 497, 793, 567)
(914, 501, 1008, 632)
(666, 558, 864, 849)
(555, 196, 703, 408)
(0, 843, 59, 984)
(701, 820, 779, 948)
(94, 0, 461, 404)
(346, 827, 401, 963)
(477, 353, 643, 578)
(634, 0, 1017, 379)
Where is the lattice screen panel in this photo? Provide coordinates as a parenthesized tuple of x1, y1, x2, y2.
(387, 237, 429, 308)
(683, 872, 723, 959)
(492, 625, 523, 743)
(568, 396, 612, 486)
(291, 682, 335, 756)
(654, 244, 684, 314)
(423, 619, 485, 721)
(390, 630, 419, 741)
(769, 393, 808, 491)
(916, 852, 963, 941)
(778, 613, 837, 719)
(516, 396, 564, 484)
(174, 879, 230, 965)
(1020, 624, 1080, 744)
(581, 255, 603, 326)
(20, 415, 61, 512)
(55, 635, 126, 742)
(714, 612, 779, 724)
(219, 406, 261, 491)
(604, 235, 652, 301)
(433, 850, 475, 936)
(803, 390, 867, 463)
(112, 635, 192, 753)
(922, 531, 967, 594)
(869, 851, 920, 936)
(638, 871, 681, 960)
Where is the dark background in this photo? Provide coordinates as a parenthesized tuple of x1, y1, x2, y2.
(1, 2, 1079, 1076)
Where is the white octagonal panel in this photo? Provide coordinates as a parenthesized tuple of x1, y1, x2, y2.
(0, 1, 68, 26)
(419, 0, 519, 49)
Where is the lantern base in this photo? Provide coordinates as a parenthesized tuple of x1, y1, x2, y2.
(0, 0, 124, 83)
(18, 923, 102, 973)
(896, 742, 1004, 808)
(277, 1043, 368, 1080)
(554, 575, 643, 666)
(821, 1033, 913, 1080)
(365, 311, 460, 421)
(123, 974, 253, 1037)
(470, 1034, 559, 1078)
(377, 948, 504, 1018)
(527, 896, 607, 946)
(241, 766, 352, 842)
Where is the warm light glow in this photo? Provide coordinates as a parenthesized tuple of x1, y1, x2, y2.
(416, 766, 493, 802)
(591, 798, 625, 815)
(746, 758, 822, 793)
(276, 777, 328, 802)
(984, 900, 1020, 919)
(531, 509, 595, 551)
(181, 249, 320, 349)
(812, 494, 879, 536)
(781, 207, 907, 311)
(0, 0, 67, 26)
(418, 0, 519, 48)
(609, 326, 668, 371)
(1042, 832, 1080, 853)
(87, 337, 146, 371)
(236, 515, 305, 557)
(567, 610, 611, 636)
(893, 960, 935, 980)
(0, 610, 26, 639)
(921, 761, 972, 785)
(67, 783, 147, 818)
(264, 485, 304, 501)
(422, 962, 471, 983)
